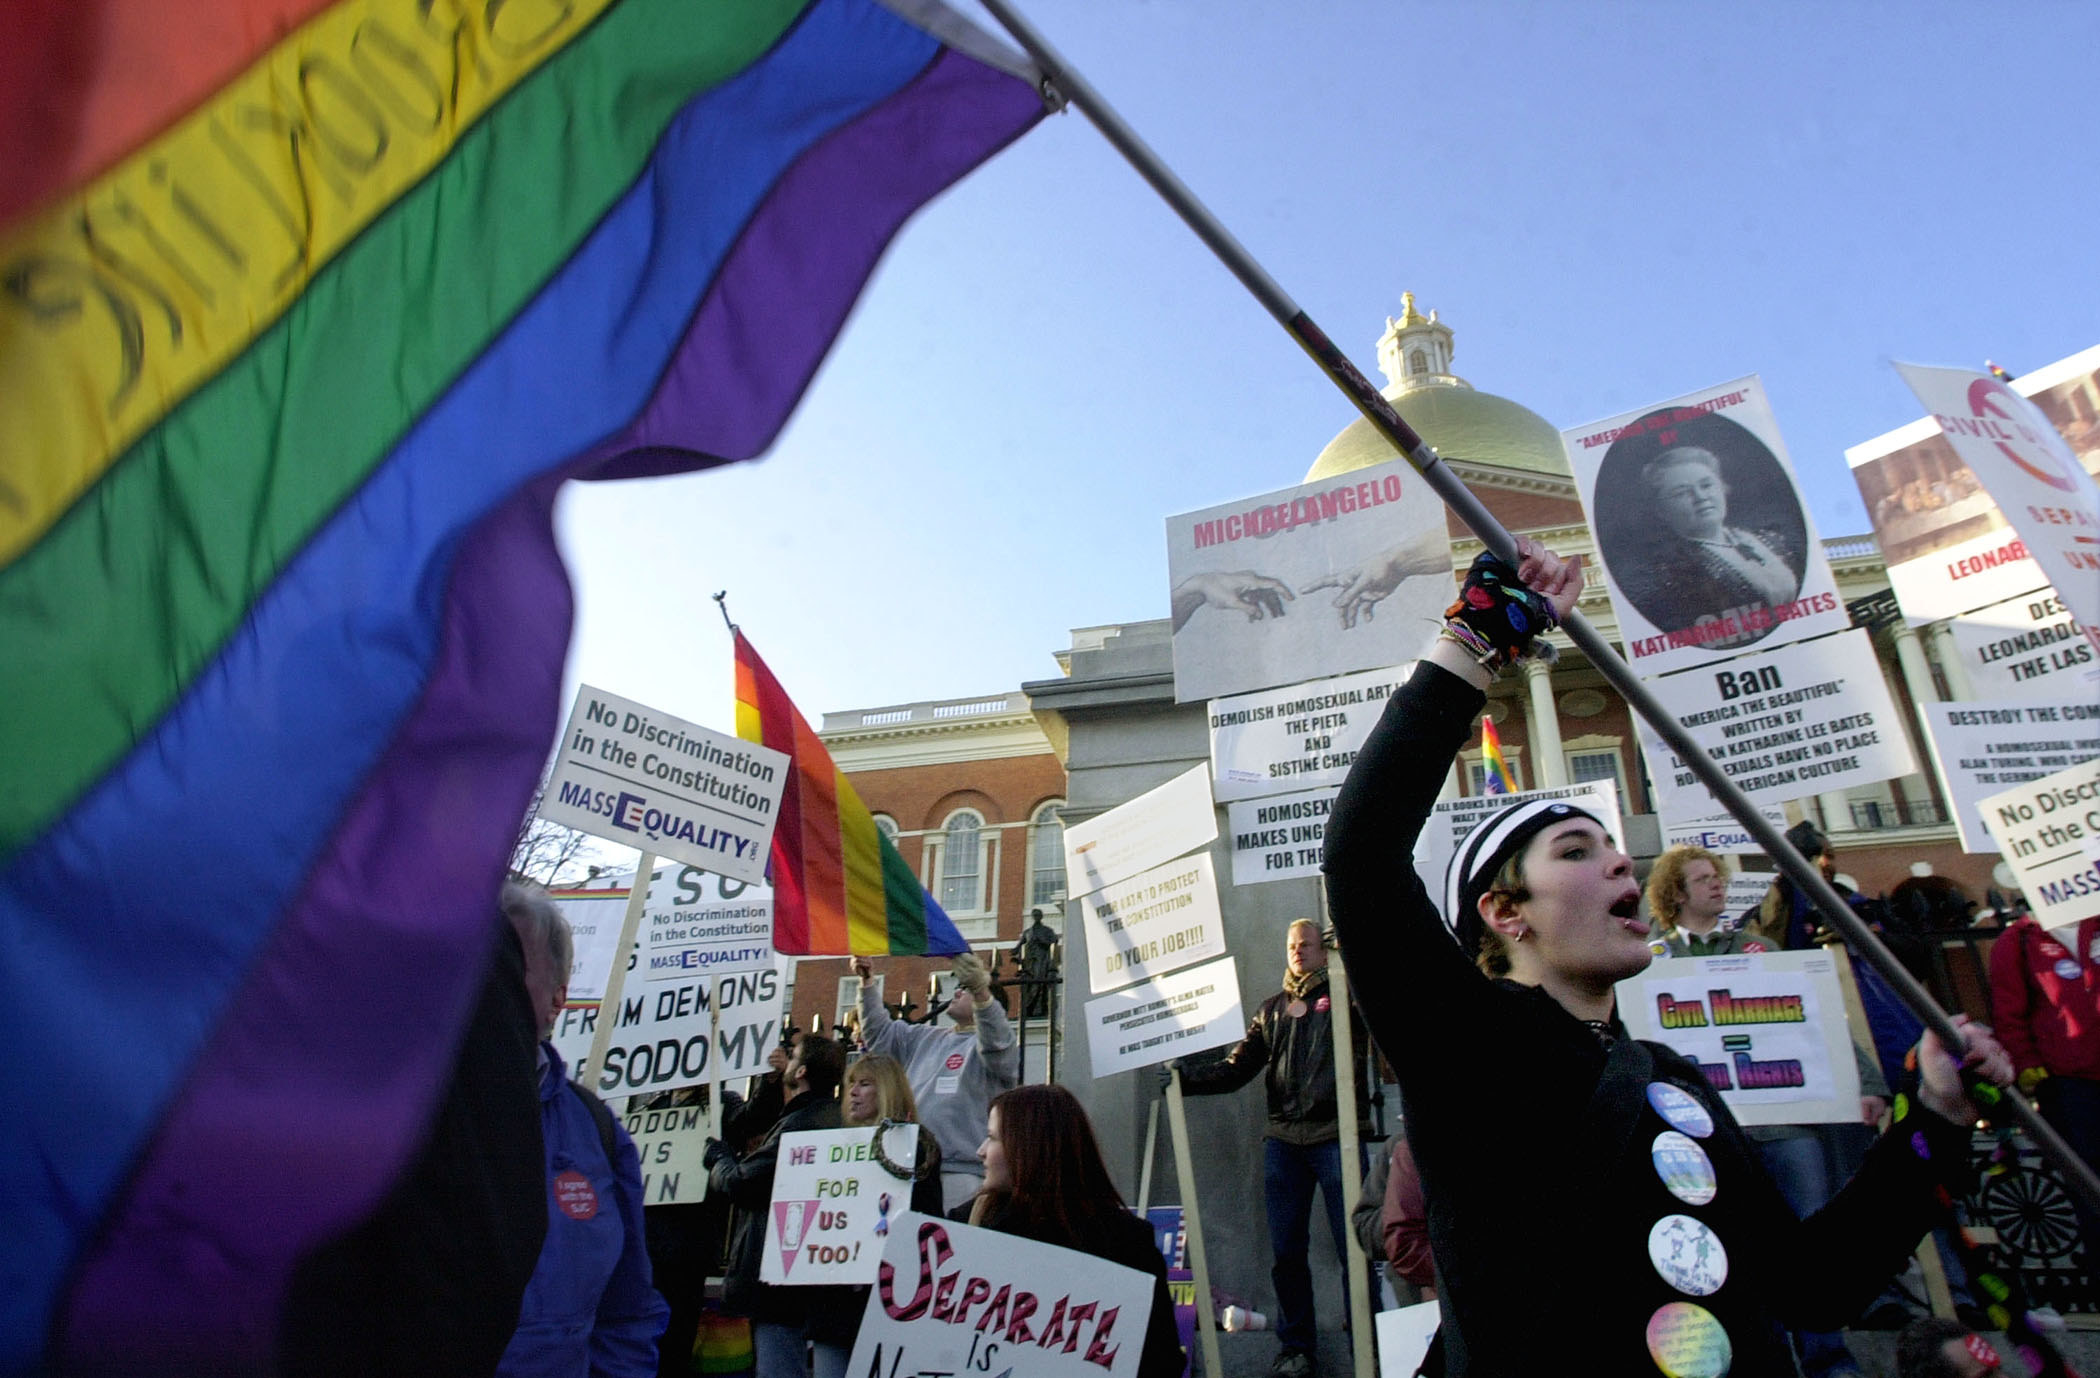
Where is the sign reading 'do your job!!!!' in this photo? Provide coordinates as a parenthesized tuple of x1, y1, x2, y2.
(540, 684, 787, 885)
(1078, 852, 1227, 994)
(1635, 628, 1915, 817)
(1981, 757, 2100, 931)
(1086, 955, 1245, 1079)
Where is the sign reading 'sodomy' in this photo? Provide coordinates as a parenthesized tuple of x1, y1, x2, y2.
(540, 684, 787, 884)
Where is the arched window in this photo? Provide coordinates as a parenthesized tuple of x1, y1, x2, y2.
(1028, 801, 1067, 908)
(937, 809, 985, 913)
(1408, 348, 1429, 375)
(873, 814, 900, 848)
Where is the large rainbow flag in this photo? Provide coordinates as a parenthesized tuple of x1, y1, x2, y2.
(734, 632, 971, 957)
(0, 0, 1042, 1366)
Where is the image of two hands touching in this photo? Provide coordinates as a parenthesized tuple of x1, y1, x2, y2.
(1171, 529, 1449, 631)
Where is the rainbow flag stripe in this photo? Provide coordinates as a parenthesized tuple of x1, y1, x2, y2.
(733, 632, 970, 957)
(0, 0, 1040, 1365)
(1481, 714, 1517, 794)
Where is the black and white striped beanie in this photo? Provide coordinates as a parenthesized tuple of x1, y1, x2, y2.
(1443, 798, 1604, 957)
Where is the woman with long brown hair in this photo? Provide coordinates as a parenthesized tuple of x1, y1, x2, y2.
(972, 1084, 1184, 1378)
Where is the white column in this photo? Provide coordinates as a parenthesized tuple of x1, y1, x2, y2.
(1927, 621, 1973, 700)
(1524, 659, 1568, 788)
(1818, 791, 1853, 834)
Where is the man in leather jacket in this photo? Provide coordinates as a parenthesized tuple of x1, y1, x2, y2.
(1170, 919, 1370, 1378)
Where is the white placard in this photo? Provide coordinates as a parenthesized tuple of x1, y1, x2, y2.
(1374, 1302, 1440, 1378)
(1207, 665, 1412, 803)
(622, 1101, 711, 1205)
(554, 962, 785, 1097)
(1892, 362, 2100, 631)
(1634, 629, 1916, 817)
(1085, 956, 1247, 1079)
(548, 883, 637, 1004)
(1659, 805, 1791, 858)
(1615, 952, 1861, 1126)
(1063, 765, 1219, 899)
(761, 1125, 922, 1285)
(848, 1213, 1153, 1378)
(1921, 698, 2100, 852)
(1950, 590, 2100, 698)
(1980, 758, 2100, 931)
(1165, 459, 1452, 703)
(1079, 853, 1227, 994)
(1410, 779, 1625, 909)
(557, 867, 779, 1017)
(1846, 344, 2100, 626)
(1562, 376, 1846, 677)
(539, 685, 787, 884)
(1226, 787, 1337, 886)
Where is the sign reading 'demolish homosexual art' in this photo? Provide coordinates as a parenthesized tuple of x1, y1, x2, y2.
(554, 962, 785, 1098)
(1410, 779, 1624, 908)
(1079, 853, 1227, 995)
(540, 685, 787, 885)
(1085, 955, 1247, 1079)
(1635, 629, 1915, 818)
(1226, 787, 1337, 886)
(622, 1101, 712, 1206)
(1562, 376, 1847, 678)
(1981, 758, 2100, 931)
(1892, 361, 2100, 632)
(1165, 458, 1451, 704)
(1950, 590, 2100, 699)
(848, 1213, 1154, 1378)
(1616, 952, 1861, 1127)
(1063, 765, 1218, 899)
(761, 1125, 921, 1285)
(1920, 698, 2100, 853)
(1207, 664, 1411, 803)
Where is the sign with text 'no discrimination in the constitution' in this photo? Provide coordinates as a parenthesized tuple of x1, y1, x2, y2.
(1165, 458, 1451, 703)
(1920, 698, 2100, 853)
(1207, 664, 1410, 803)
(1077, 852, 1227, 994)
(540, 684, 786, 885)
(1981, 758, 2100, 931)
(849, 1213, 1153, 1378)
(1634, 629, 1914, 818)
(1085, 955, 1246, 1079)
(762, 1125, 921, 1285)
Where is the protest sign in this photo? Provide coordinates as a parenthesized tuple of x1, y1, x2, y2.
(1086, 956, 1246, 1079)
(1892, 361, 2100, 631)
(539, 684, 787, 884)
(1225, 787, 1336, 886)
(1078, 853, 1227, 994)
(1660, 804, 1791, 858)
(555, 962, 784, 1097)
(622, 1100, 711, 1205)
(1920, 698, 2100, 852)
(1633, 629, 1915, 817)
(1980, 758, 2100, 930)
(1165, 458, 1451, 703)
(1207, 665, 1411, 803)
(1615, 951, 1860, 1126)
(1950, 590, 2098, 698)
(1064, 765, 1218, 899)
(1375, 1303, 1441, 1378)
(549, 882, 636, 1005)
(1411, 779, 1624, 907)
(848, 1212, 1154, 1378)
(1143, 1208, 1197, 1378)
(1846, 343, 2100, 625)
(559, 867, 778, 1018)
(760, 1125, 921, 1285)
(1562, 376, 1846, 677)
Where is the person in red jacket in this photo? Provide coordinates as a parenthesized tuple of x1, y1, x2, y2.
(1987, 912, 2100, 1297)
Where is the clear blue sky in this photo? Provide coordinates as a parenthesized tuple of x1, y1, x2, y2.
(555, 0, 2099, 743)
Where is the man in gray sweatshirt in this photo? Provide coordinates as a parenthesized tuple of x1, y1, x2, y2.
(851, 951, 1019, 1210)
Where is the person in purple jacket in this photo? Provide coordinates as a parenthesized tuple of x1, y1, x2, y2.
(498, 882, 669, 1377)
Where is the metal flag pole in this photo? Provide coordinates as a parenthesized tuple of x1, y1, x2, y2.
(973, 0, 2100, 1212)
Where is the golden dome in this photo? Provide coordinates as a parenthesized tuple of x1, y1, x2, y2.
(1307, 381, 1569, 482)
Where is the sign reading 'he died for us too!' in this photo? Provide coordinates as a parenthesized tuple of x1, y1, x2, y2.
(540, 684, 787, 884)
(762, 1125, 921, 1285)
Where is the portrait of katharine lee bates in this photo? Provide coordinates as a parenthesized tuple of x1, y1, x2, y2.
(1592, 407, 1814, 655)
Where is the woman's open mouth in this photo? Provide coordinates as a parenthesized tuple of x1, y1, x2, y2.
(1610, 891, 1646, 933)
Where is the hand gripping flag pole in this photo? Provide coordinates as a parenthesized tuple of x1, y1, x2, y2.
(976, 0, 2100, 1217)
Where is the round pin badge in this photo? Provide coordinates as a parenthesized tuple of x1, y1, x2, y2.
(1286, 1000, 1309, 1018)
(553, 1170, 601, 1221)
(1648, 1214, 1728, 1296)
(1645, 1301, 1731, 1378)
(1651, 1131, 1718, 1207)
(2055, 958, 2082, 981)
(1646, 1082, 1714, 1139)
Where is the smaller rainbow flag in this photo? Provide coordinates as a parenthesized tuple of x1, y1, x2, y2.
(1480, 715, 1516, 795)
(733, 633, 969, 957)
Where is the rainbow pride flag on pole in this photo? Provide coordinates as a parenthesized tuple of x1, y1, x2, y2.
(1480, 714, 1517, 795)
(0, 0, 1041, 1366)
(734, 632, 971, 958)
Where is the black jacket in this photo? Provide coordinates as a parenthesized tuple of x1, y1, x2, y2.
(1323, 661, 1972, 1377)
(709, 1090, 847, 1322)
(1178, 977, 1370, 1144)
